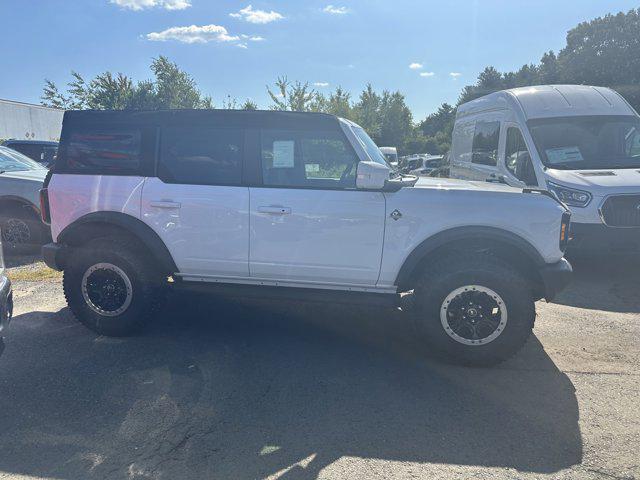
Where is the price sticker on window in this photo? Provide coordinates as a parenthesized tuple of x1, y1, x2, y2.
(273, 141, 295, 168)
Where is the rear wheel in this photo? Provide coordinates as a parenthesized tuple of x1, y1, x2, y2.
(412, 253, 536, 366)
(63, 238, 164, 336)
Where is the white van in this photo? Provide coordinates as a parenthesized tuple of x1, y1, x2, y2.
(379, 147, 398, 167)
(450, 85, 640, 254)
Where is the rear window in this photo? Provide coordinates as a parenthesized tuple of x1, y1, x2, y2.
(65, 130, 141, 173)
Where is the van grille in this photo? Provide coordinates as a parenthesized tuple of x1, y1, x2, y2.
(600, 195, 640, 227)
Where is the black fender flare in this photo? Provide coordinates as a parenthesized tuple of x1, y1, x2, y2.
(394, 226, 546, 290)
(57, 211, 177, 274)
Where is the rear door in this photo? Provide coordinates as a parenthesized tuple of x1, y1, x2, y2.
(249, 128, 386, 286)
(141, 125, 249, 278)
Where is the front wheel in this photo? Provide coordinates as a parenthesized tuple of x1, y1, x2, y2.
(63, 238, 164, 336)
(412, 254, 536, 366)
(0, 205, 45, 253)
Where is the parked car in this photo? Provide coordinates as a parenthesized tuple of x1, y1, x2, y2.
(408, 155, 444, 176)
(0, 146, 49, 251)
(41, 109, 572, 366)
(2, 140, 58, 168)
(379, 146, 398, 168)
(450, 84, 640, 254)
(0, 237, 14, 358)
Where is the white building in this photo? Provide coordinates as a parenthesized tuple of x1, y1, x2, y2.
(0, 99, 64, 141)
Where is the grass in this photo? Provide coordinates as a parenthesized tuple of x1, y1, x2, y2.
(7, 262, 63, 282)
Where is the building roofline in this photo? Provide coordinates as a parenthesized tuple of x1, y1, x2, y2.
(0, 98, 64, 112)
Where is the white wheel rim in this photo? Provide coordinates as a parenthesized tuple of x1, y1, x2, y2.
(440, 285, 508, 346)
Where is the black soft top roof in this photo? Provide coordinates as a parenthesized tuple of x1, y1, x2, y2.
(62, 109, 342, 131)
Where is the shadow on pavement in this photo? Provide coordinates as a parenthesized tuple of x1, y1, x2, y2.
(553, 254, 640, 313)
(0, 295, 582, 480)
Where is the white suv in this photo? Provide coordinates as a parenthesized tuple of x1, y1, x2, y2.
(40, 109, 572, 366)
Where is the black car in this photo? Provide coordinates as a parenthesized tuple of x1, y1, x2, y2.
(1, 140, 58, 168)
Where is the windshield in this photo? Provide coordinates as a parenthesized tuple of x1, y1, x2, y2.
(350, 126, 391, 167)
(383, 153, 398, 163)
(0, 146, 48, 172)
(529, 115, 640, 170)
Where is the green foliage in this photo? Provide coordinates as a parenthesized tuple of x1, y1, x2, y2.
(41, 56, 212, 110)
(267, 76, 322, 112)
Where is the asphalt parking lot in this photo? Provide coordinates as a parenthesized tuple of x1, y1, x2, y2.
(0, 256, 639, 480)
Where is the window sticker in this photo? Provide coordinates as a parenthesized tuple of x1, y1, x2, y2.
(272, 140, 295, 168)
(305, 163, 320, 174)
(545, 147, 584, 164)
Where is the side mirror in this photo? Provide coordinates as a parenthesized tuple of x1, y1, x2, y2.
(356, 161, 390, 190)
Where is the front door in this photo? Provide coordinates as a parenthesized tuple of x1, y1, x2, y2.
(249, 129, 386, 286)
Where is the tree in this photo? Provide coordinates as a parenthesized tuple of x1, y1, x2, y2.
(378, 90, 413, 150)
(558, 8, 640, 109)
(267, 76, 320, 112)
(419, 103, 455, 137)
(323, 86, 352, 118)
(353, 84, 382, 140)
(41, 56, 212, 110)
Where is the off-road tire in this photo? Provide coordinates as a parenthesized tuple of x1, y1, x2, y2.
(412, 253, 536, 367)
(63, 237, 164, 336)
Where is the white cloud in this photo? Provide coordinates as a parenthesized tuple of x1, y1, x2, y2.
(236, 43, 248, 49)
(241, 34, 265, 41)
(110, 0, 191, 11)
(420, 72, 435, 77)
(146, 24, 240, 44)
(230, 5, 284, 24)
(314, 82, 330, 87)
(450, 72, 462, 78)
(409, 62, 423, 70)
(323, 5, 349, 14)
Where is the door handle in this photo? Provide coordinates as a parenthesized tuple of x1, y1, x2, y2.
(258, 206, 291, 215)
(150, 200, 182, 209)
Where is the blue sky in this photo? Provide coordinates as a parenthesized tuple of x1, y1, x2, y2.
(1, 0, 638, 119)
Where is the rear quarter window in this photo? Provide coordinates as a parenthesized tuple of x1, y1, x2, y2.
(57, 125, 155, 175)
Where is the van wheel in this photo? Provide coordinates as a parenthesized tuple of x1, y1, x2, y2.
(63, 238, 164, 336)
(412, 253, 535, 367)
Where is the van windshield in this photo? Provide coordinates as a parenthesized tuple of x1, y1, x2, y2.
(529, 115, 640, 170)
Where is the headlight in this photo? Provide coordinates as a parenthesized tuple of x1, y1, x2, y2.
(547, 182, 592, 207)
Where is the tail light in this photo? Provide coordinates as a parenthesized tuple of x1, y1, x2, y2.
(559, 211, 571, 251)
(39, 188, 51, 225)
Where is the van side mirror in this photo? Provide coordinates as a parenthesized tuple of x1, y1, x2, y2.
(356, 161, 390, 190)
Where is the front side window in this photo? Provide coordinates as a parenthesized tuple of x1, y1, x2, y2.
(261, 130, 359, 188)
(472, 121, 500, 166)
(0, 146, 47, 172)
(504, 127, 537, 185)
(529, 115, 640, 170)
(159, 127, 243, 185)
(65, 128, 141, 173)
